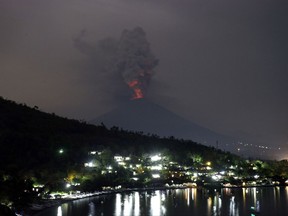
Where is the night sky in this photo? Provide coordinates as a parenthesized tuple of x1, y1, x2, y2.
(1, 0, 287, 158)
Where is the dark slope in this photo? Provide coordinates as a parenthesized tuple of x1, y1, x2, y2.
(0, 97, 109, 172)
(92, 99, 234, 148)
(0, 97, 232, 173)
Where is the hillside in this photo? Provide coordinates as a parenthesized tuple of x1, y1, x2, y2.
(0, 96, 242, 176)
(0, 97, 105, 172)
(1, 97, 235, 165)
(0, 96, 253, 211)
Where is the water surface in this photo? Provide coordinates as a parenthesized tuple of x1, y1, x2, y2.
(36, 187, 288, 216)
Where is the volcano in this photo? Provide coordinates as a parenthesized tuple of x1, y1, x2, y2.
(92, 99, 235, 150)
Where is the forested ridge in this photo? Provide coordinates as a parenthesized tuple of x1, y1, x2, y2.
(0, 96, 234, 174)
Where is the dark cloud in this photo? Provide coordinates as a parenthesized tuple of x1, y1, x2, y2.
(0, 0, 287, 157)
(74, 27, 158, 100)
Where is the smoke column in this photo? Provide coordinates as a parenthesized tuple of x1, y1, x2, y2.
(116, 27, 158, 99)
(74, 27, 158, 100)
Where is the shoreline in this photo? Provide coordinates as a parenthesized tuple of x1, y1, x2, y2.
(31, 185, 186, 216)
(29, 184, 285, 216)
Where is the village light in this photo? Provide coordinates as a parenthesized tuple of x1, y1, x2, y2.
(151, 165, 163, 170)
(151, 155, 162, 162)
(212, 175, 222, 181)
(118, 161, 126, 166)
(152, 174, 160, 178)
(114, 155, 123, 162)
(84, 161, 96, 167)
(59, 149, 64, 154)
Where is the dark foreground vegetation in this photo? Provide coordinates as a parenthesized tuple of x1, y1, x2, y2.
(1, 96, 288, 214)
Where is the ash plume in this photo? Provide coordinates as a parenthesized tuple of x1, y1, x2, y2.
(116, 27, 159, 99)
(74, 27, 158, 100)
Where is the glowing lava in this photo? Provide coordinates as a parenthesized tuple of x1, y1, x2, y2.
(128, 80, 144, 100)
(116, 27, 158, 100)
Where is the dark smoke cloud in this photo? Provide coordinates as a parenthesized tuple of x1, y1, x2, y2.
(116, 27, 158, 99)
(74, 27, 158, 99)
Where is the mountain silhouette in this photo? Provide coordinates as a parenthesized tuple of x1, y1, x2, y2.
(92, 99, 235, 150)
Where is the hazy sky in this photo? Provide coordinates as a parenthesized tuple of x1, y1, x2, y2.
(1, 0, 287, 154)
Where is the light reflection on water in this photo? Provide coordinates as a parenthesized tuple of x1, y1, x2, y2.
(39, 187, 288, 216)
(57, 206, 62, 216)
(88, 202, 95, 216)
(114, 192, 142, 216)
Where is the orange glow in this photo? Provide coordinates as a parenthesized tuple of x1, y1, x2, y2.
(127, 80, 144, 100)
(128, 80, 139, 88)
(133, 88, 144, 99)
